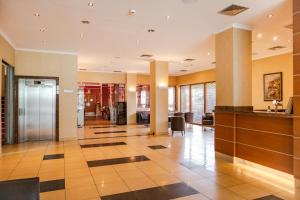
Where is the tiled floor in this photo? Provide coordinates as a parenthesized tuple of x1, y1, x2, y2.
(0, 124, 299, 200)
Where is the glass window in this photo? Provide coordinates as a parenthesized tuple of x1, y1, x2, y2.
(140, 90, 147, 105)
(168, 87, 176, 112)
(136, 85, 150, 109)
(205, 82, 216, 113)
(191, 84, 204, 123)
(180, 85, 190, 112)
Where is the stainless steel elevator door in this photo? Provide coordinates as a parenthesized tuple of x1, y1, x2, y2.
(18, 79, 56, 142)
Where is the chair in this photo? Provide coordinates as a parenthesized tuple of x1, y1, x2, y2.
(202, 113, 214, 130)
(174, 112, 185, 118)
(184, 112, 194, 124)
(170, 116, 185, 136)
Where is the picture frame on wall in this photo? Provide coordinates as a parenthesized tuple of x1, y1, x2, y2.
(263, 72, 283, 101)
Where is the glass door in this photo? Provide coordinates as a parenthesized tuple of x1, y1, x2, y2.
(180, 85, 190, 113)
(191, 84, 204, 124)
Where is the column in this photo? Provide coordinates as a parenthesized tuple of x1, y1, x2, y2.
(150, 61, 169, 135)
(126, 73, 137, 124)
(214, 26, 252, 158)
(293, 0, 300, 185)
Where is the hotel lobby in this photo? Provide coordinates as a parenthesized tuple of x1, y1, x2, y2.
(0, 0, 299, 199)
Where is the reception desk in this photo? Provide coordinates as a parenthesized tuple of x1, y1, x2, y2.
(215, 109, 294, 174)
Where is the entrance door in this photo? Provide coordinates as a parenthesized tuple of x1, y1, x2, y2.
(18, 79, 56, 142)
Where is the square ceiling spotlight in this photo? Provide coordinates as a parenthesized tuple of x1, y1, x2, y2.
(218, 4, 249, 16)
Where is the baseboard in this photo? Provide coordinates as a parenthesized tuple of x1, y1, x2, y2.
(215, 152, 234, 162)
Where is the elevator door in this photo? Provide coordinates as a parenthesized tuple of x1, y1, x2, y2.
(18, 79, 56, 142)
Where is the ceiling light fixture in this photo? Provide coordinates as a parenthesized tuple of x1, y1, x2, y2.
(167, 15, 171, 20)
(81, 20, 90, 24)
(257, 34, 262, 38)
(273, 36, 278, 41)
(80, 33, 84, 39)
(34, 13, 40, 17)
(40, 28, 46, 32)
(113, 70, 122, 73)
(128, 9, 136, 15)
(88, 2, 94, 7)
(147, 29, 155, 33)
(268, 14, 273, 18)
(207, 52, 211, 56)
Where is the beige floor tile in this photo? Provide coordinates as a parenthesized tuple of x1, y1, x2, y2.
(210, 174, 244, 188)
(172, 193, 210, 200)
(39, 170, 65, 181)
(229, 183, 270, 199)
(40, 190, 65, 200)
(113, 163, 138, 172)
(118, 169, 147, 180)
(124, 177, 157, 191)
(66, 185, 99, 200)
(96, 179, 130, 196)
(149, 172, 180, 186)
(65, 176, 96, 189)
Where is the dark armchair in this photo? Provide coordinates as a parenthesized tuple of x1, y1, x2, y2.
(202, 113, 214, 126)
(184, 112, 194, 124)
(170, 116, 185, 136)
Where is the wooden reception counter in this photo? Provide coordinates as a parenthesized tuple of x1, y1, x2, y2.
(215, 109, 294, 174)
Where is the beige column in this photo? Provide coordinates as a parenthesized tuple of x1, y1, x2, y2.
(150, 61, 169, 135)
(126, 73, 137, 124)
(214, 26, 252, 158)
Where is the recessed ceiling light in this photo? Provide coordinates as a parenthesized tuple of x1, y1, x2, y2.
(207, 52, 211, 56)
(128, 9, 136, 15)
(273, 36, 278, 41)
(288, 39, 291, 43)
(257, 33, 262, 38)
(147, 29, 155, 33)
(81, 20, 90, 24)
(40, 28, 46, 32)
(268, 14, 273, 18)
(166, 15, 171, 20)
(80, 33, 84, 39)
(88, 2, 94, 7)
(34, 13, 40, 17)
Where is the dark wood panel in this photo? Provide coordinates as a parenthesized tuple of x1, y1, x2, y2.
(294, 0, 300, 13)
(294, 55, 300, 75)
(294, 97, 300, 116)
(215, 125, 234, 141)
(294, 159, 300, 179)
(294, 33, 300, 54)
(294, 76, 300, 96)
(294, 13, 300, 34)
(294, 138, 300, 158)
(236, 128, 292, 155)
(215, 112, 234, 126)
(215, 139, 234, 156)
(236, 114, 293, 135)
(294, 118, 300, 137)
(236, 143, 293, 174)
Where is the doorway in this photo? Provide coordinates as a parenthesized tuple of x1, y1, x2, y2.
(16, 76, 59, 142)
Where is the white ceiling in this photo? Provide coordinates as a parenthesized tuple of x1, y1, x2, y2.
(0, 0, 292, 76)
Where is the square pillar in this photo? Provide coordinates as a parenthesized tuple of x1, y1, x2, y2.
(293, 0, 300, 185)
(126, 73, 137, 124)
(214, 26, 252, 158)
(150, 61, 169, 135)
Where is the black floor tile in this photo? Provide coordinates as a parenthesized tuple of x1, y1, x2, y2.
(90, 125, 117, 129)
(101, 182, 198, 200)
(162, 182, 199, 198)
(148, 145, 167, 150)
(78, 135, 147, 140)
(94, 130, 127, 134)
(87, 155, 150, 167)
(0, 177, 39, 200)
(102, 191, 138, 200)
(40, 179, 65, 193)
(254, 195, 284, 200)
(80, 142, 127, 148)
(43, 154, 64, 160)
(135, 187, 172, 200)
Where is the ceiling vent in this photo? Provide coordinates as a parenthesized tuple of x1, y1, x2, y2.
(218, 4, 249, 16)
(79, 68, 88, 71)
(180, 69, 188, 72)
(284, 24, 293, 30)
(140, 54, 153, 58)
(184, 58, 195, 62)
(268, 46, 286, 51)
(113, 70, 122, 73)
(211, 61, 216, 65)
(81, 20, 90, 24)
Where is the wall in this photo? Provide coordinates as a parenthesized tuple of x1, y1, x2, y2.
(176, 69, 215, 86)
(252, 53, 293, 109)
(0, 34, 15, 66)
(78, 71, 126, 84)
(126, 73, 137, 124)
(15, 50, 78, 140)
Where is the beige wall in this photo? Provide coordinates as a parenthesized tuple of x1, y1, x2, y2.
(77, 71, 126, 84)
(176, 69, 215, 86)
(126, 73, 137, 124)
(15, 50, 78, 140)
(252, 53, 293, 109)
(0, 34, 15, 66)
